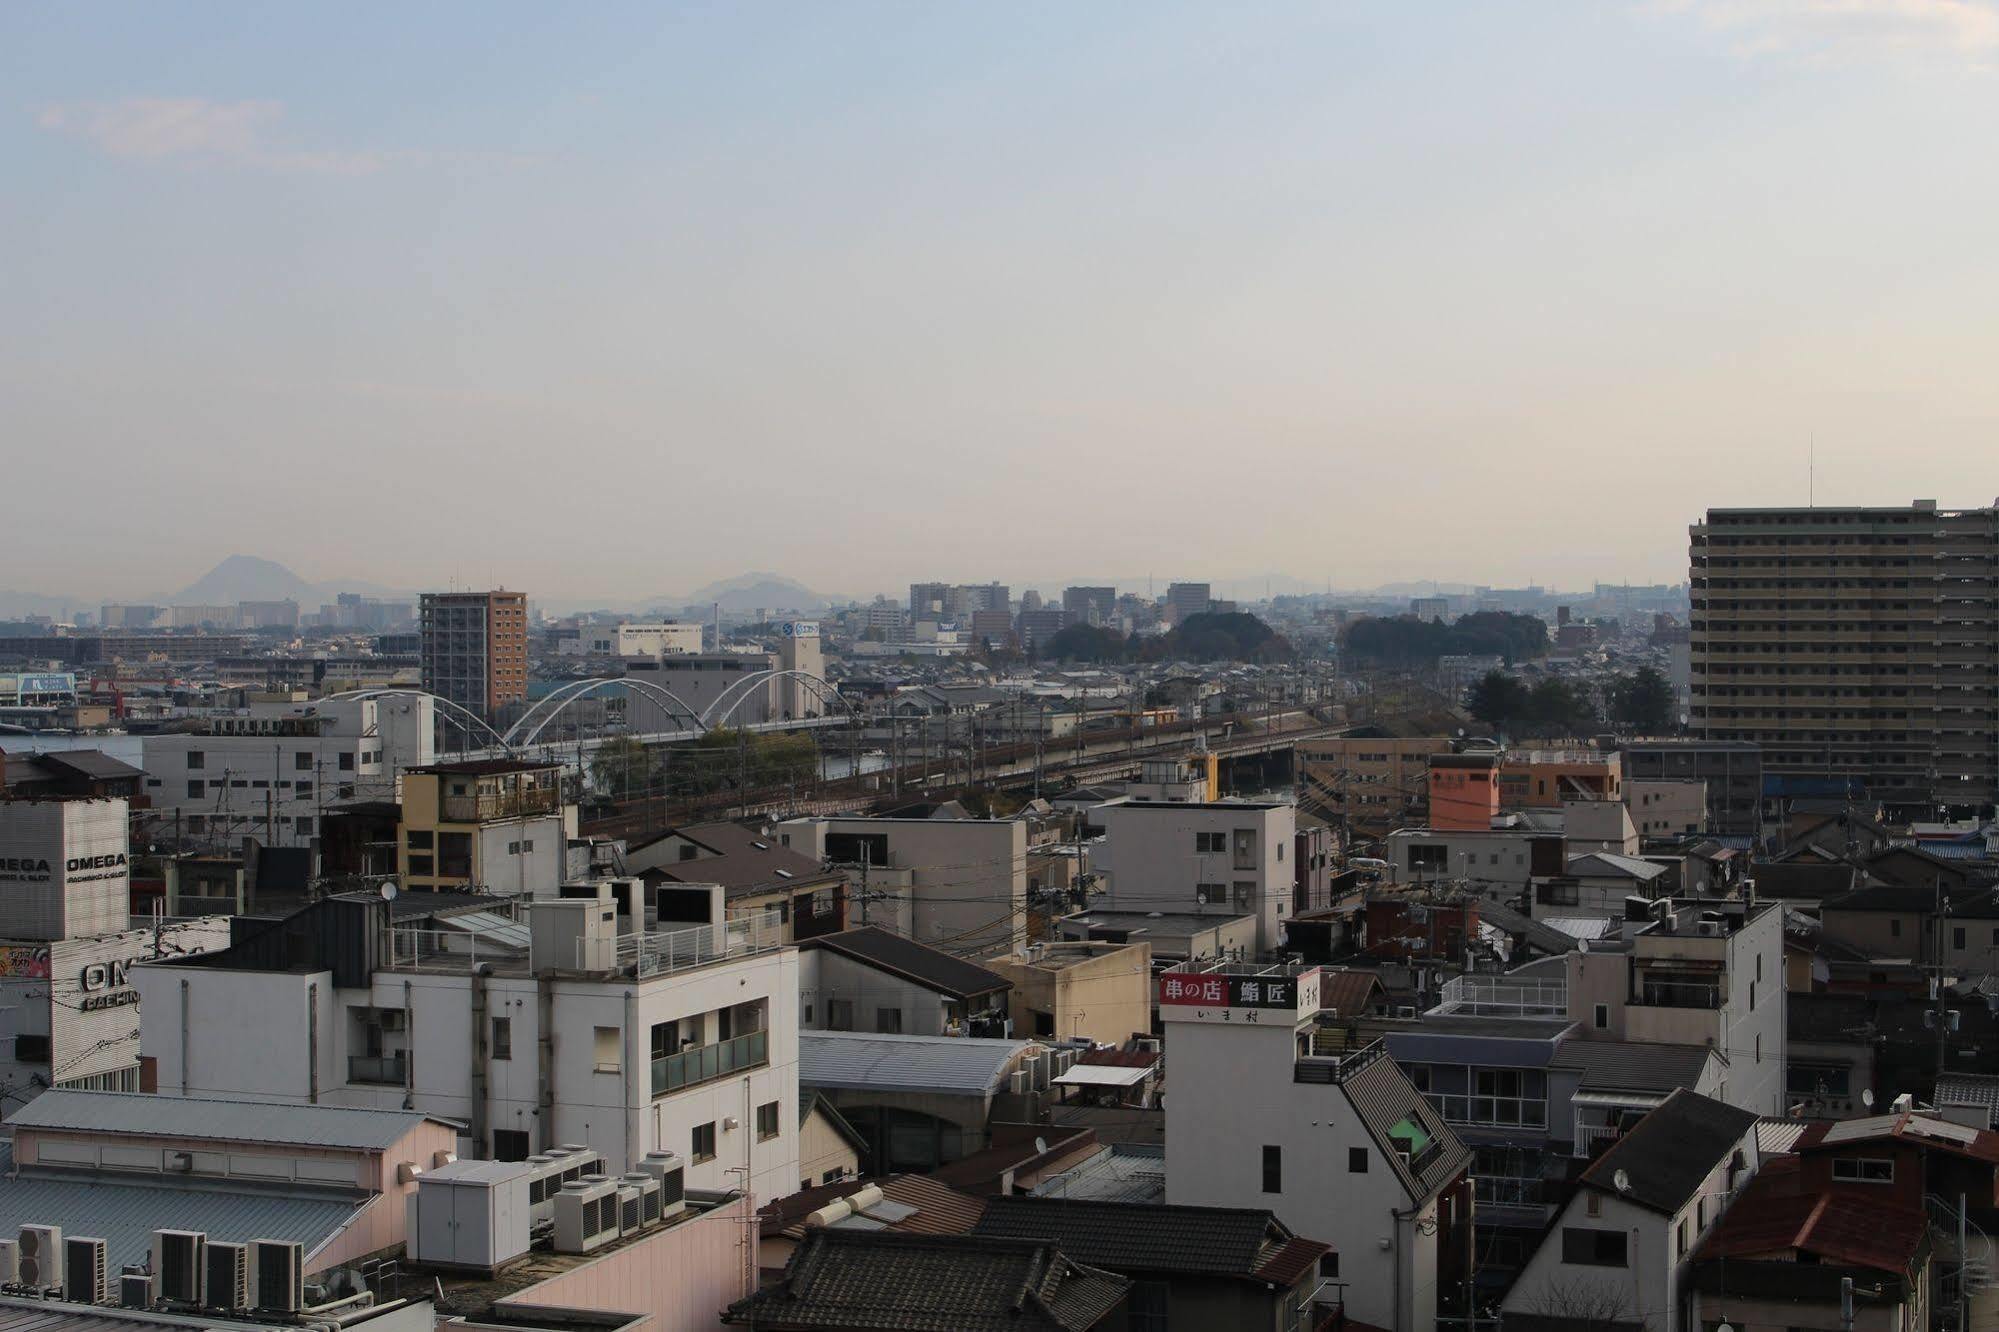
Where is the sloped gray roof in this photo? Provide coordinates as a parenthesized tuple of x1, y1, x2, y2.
(1551, 1038, 1718, 1094)
(1341, 1046, 1473, 1204)
(1568, 853, 1670, 881)
(0, 1143, 365, 1273)
(10, 1091, 441, 1151)
(800, 1032, 1028, 1097)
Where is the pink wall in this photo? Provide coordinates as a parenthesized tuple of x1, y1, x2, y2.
(497, 1198, 753, 1332)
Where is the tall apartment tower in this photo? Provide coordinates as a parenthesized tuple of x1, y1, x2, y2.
(1689, 500, 1999, 811)
(420, 590, 529, 720)
(1166, 582, 1212, 623)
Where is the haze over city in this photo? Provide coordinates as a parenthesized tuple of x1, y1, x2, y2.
(11, 1, 1999, 600)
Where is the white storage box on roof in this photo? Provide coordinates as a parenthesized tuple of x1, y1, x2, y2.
(406, 1159, 531, 1274)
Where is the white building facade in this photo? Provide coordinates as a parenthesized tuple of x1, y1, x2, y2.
(1097, 801, 1295, 957)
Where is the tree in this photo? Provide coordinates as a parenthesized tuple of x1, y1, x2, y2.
(1041, 623, 1129, 663)
(1343, 611, 1548, 668)
(1608, 666, 1676, 734)
(590, 737, 655, 797)
(1468, 671, 1531, 728)
(1525, 677, 1598, 737)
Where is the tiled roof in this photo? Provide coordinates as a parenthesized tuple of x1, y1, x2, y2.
(801, 927, 1013, 1000)
(929, 1129, 1099, 1194)
(799, 1032, 1028, 1096)
(10, 1090, 440, 1151)
(633, 820, 843, 897)
(1797, 1111, 1999, 1163)
(1317, 967, 1387, 1018)
(1695, 1155, 1925, 1275)
(1580, 1088, 1757, 1215)
(725, 1230, 1131, 1331)
(1477, 899, 1582, 956)
(972, 1197, 1328, 1287)
(1551, 1039, 1716, 1095)
(1748, 862, 1859, 900)
(1568, 853, 1670, 881)
(1937, 1073, 1999, 1119)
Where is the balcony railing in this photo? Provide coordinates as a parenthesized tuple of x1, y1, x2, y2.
(1431, 974, 1567, 1018)
(1575, 1122, 1624, 1157)
(1296, 1040, 1387, 1085)
(350, 1053, 407, 1086)
(652, 1028, 768, 1098)
(1635, 980, 1722, 1009)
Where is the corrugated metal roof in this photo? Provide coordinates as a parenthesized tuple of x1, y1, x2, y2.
(10, 1091, 439, 1150)
(799, 1032, 1028, 1096)
(442, 911, 531, 952)
(0, 1149, 367, 1273)
(1341, 1050, 1473, 1204)
(1551, 1039, 1718, 1095)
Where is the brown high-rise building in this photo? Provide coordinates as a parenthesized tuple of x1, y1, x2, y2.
(1689, 500, 1999, 812)
(420, 590, 529, 720)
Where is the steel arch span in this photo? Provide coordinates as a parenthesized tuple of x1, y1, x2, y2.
(698, 669, 864, 731)
(505, 677, 707, 749)
(317, 688, 514, 751)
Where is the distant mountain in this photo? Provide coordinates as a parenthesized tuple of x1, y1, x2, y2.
(665, 573, 846, 614)
(170, 556, 413, 609)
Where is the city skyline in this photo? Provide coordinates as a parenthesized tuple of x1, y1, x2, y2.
(13, 3, 1999, 597)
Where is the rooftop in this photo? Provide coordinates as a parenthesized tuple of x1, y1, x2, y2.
(10, 1090, 443, 1151)
(1580, 1088, 1758, 1215)
(1551, 1039, 1717, 1096)
(972, 1196, 1327, 1287)
(802, 927, 1012, 1001)
(409, 759, 560, 777)
(724, 1230, 1130, 1332)
(800, 1031, 1029, 1097)
(1694, 1153, 1926, 1276)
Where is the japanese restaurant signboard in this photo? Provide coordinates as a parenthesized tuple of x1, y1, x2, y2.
(1158, 968, 1320, 1023)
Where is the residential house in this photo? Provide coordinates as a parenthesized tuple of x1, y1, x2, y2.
(1097, 800, 1297, 957)
(983, 939, 1152, 1045)
(624, 820, 847, 942)
(798, 926, 1013, 1037)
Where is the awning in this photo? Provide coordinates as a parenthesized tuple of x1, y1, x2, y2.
(1054, 1064, 1155, 1089)
(1571, 1090, 1666, 1109)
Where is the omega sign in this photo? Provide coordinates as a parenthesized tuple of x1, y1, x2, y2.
(79, 959, 140, 1012)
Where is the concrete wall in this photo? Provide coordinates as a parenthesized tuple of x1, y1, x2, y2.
(1099, 803, 1293, 956)
(495, 1196, 752, 1332)
(797, 947, 953, 1036)
(798, 1104, 861, 1189)
(809, 817, 1027, 954)
(1626, 780, 1707, 839)
(983, 942, 1152, 1046)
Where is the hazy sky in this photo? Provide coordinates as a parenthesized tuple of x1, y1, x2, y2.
(9, 1, 1999, 604)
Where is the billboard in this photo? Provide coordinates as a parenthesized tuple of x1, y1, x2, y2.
(1158, 968, 1321, 1023)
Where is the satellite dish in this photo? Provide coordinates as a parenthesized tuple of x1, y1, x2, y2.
(1613, 1168, 1632, 1196)
(1862, 1088, 1875, 1109)
(380, 881, 399, 902)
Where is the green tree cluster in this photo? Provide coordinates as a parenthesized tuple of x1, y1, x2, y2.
(1343, 611, 1549, 668)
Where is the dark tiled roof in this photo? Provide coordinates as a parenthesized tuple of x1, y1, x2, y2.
(801, 927, 1012, 1001)
(1580, 1089, 1757, 1215)
(1750, 862, 1859, 900)
(725, 1230, 1130, 1331)
(1476, 899, 1581, 956)
(1317, 967, 1387, 1018)
(637, 820, 843, 898)
(32, 750, 147, 782)
(929, 1128, 1098, 1194)
(759, 1173, 987, 1240)
(1551, 1039, 1716, 1094)
(972, 1197, 1328, 1287)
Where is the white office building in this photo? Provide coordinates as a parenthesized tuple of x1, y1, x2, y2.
(1097, 801, 1295, 956)
(134, 884, 801, 1201)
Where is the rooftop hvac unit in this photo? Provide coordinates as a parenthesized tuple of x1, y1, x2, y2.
(615, 1184, 643, 1236)
(620, 1174, 664, 1228)
(204, 1241, 252, 1313)
(1009, 1070, 1029, 1096)
(1053, 1048, 1077, 1075)
(18, 1225, 62, 1290)
(408, 1160, 532, 1274)
(552, 1179, 620, 1255)
(119, 1274, 154, 1310)
(634, 1152, 686, 1221)
(63, 1238, 108, 1305)
(0, 1239, 15, 1286)
(251, 1239, 303, 1314)
(151, 1230, 206, 1305)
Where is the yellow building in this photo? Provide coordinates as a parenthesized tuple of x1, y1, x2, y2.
(396, 759, 570, 895)
(983, 939, 1152, 1045)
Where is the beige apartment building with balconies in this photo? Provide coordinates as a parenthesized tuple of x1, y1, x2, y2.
(1690, 500, 1999, 811)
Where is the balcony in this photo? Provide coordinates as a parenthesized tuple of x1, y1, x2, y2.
(652, 1028, 768, 1098)
(1429, 974, 1567, 1018)
(1634, 979, 1721, 1009)
(1296, 1039, 1388, 1085)
(349, 1053, 407, 1086)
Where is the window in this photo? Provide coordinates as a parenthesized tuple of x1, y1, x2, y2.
(1585, 1192, 1602, 1217)
(1233, 829, 1257, 869)
(187, 780, 205, 798)
(187, 751, 205, 770)
(593, 1026, 621, 1073)
(1832, 1157, 1893, 1183)
(1348, 1147, 1368, 1173)
(491, 1017, 512, 1060)
(1195, 831, 1227, 854)
(1594, 1003, 1609, 1030)
(294, 780, 311, 794)
(408, 855, 434, 876)
(875, 1007, 903, 1034)
(1276, 842, 1285, 862)
(338, 752, 355, 772)
(827, 999, 854, 1031)
(1262, 1145, 1282, 1193)
(691, 1121, 716, 1163)
(757, 1100, 781, 1141)
(1233, 882, 1255, 909)
(1890, 918, 1902, 938)
(1756, 953, 1763, 982)
(295, 752, 313, 772)
(1196, 883, 1229, 905)
(1561, 1227, 1628, 1267)
(1408, 844, 1449, 873)
(492, 1129, 530, 1162)
(294, 816, 314, 836)
(1955, 927, 1968, 950)
(407, 830, 434, 849)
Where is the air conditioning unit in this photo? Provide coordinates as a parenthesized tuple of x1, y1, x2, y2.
(120, 1273, 154, 1310)
(634, 1151, 686, 1222)
(621, 1174, 664, 1227)
(552, 1179, 620, 1255)
(615, 1184, 643, 1236)
(19, 1225, 63, 1290)
(1009, 1069, 1029, 1095)
(204, 1241, 252, 1312)
(1053, 1049, 1077, 1075)
(251, 1240, 303, 1314)
(0, 1238, 16, 1285)
(64, 1238, 109, 1304)
(152, 1230, 206, 1305)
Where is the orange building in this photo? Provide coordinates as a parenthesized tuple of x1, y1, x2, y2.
(1499, 749, 1619, 808)
(1427, 753, 1500, 831)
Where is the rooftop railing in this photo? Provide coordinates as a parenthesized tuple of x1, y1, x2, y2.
(1429, 974, 1569, 1018)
